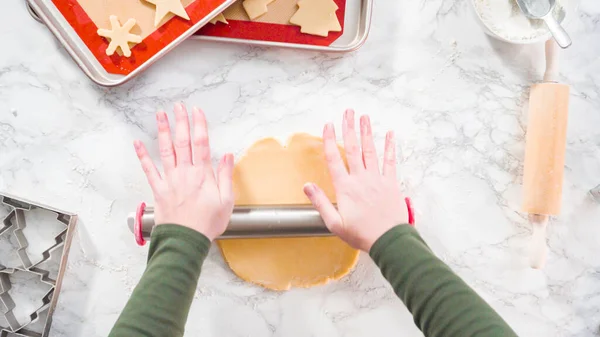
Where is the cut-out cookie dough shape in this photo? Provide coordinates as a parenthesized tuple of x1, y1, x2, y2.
(243, 0, 276, 20)
(97, 16, 142, 57)
(290, 0, 342, 37)
(218, 134, 359, 291)
(144, 0, 190, 27)
(210, 13, 228, 24)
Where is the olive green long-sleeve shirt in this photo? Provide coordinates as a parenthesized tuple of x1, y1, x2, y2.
(109, 224, 518, 337)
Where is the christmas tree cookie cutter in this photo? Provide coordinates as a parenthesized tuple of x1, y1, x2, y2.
(590, 184, 600, 202)
(0, 193, 77, 337)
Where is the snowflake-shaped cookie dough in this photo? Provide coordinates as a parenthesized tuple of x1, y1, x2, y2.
(97, 16, 142, 58)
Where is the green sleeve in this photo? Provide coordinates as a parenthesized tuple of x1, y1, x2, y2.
(109, 224, 211, 337)
(370, 225, 518, 337)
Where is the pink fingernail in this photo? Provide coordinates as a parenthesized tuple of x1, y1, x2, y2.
(133, 140, 141, 150)
(360, 116, 370, 132)
(304, 183, 315, 197)
(348, 109, 356, 119)
(156, 111, 166, 122)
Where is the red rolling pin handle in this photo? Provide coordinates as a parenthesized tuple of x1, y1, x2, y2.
(405, 197, 415, 227)
(134, 202, 147, 246)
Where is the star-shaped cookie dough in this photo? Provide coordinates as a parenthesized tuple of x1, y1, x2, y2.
(144, 0, 190, 27)
(97, 16, 142, 57)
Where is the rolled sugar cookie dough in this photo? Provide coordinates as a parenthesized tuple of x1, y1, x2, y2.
(218, 134, 359, 291)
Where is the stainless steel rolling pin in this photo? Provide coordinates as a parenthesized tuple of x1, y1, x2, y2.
(129, 205, 331, 246)
(128, 198, 414, 246)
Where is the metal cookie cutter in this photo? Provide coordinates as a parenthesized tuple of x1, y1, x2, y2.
(590, 184, 600, 202)
(0, 193, 77, 337)
(0, 268, 55, 336)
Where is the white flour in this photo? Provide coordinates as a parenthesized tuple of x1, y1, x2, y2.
(474, 0, 569, 42)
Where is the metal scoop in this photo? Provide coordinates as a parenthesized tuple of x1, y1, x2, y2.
(515, 0, 571, 48)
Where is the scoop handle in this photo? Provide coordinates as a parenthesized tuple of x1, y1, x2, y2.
(544, 15, 572, 49)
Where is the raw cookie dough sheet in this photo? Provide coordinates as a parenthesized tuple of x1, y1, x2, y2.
(197, 0, 347, 46)
(52, 0, 231, 75)
(219, 134, 359, 291)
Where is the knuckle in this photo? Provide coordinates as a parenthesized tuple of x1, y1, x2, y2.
(197, 149, 210, 161)
(174, 138, 190, 149)
(346, 144, 359, 156)
(159, 148, 174, 158)
(328, 221, 343, 235)
(222, 195, 234, 207)
(193, 135, 208, 147)
(363, 147, 375, 158)
(157, 123, 169, 132)
(312, 199, 322, 210)
(154, 193, 166, 203)
(325, 152, 341, 165)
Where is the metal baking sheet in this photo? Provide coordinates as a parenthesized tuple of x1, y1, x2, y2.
(193, 0, 372, 52)
(25, 0, 236, 86)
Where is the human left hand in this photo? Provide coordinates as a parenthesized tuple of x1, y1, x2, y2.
(133, 103, 234, 241)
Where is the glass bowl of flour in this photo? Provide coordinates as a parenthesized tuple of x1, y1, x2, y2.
(471, 0, 578, 44)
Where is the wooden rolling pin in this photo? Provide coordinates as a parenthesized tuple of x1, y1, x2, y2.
(522, 39, 570, 269)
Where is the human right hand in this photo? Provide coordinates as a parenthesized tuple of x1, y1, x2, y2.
(303, 110, 409, 252)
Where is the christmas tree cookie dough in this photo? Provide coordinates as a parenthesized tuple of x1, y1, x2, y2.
(243, 0, 277, 20)
(144, 0, 190, 27)
(210, 13, 228, 24)
(290, 0, 341, 37)
(97, 16, 142, 57)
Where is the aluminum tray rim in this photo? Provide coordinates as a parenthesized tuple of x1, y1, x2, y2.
(186, 0, 373, 53)
(26, 0, 238, 87)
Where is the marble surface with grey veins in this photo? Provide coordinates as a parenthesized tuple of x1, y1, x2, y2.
(1, 0, 599, 336)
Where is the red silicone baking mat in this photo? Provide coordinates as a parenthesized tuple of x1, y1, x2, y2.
(196, 0, 346, 46)
(52, 0, 232, 75)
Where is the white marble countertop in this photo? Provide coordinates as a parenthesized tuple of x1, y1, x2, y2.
(1, 0, 599, 336)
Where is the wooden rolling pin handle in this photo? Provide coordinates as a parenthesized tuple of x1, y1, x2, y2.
(529, 214, 549, 269)
(544, 39, 559, 83)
